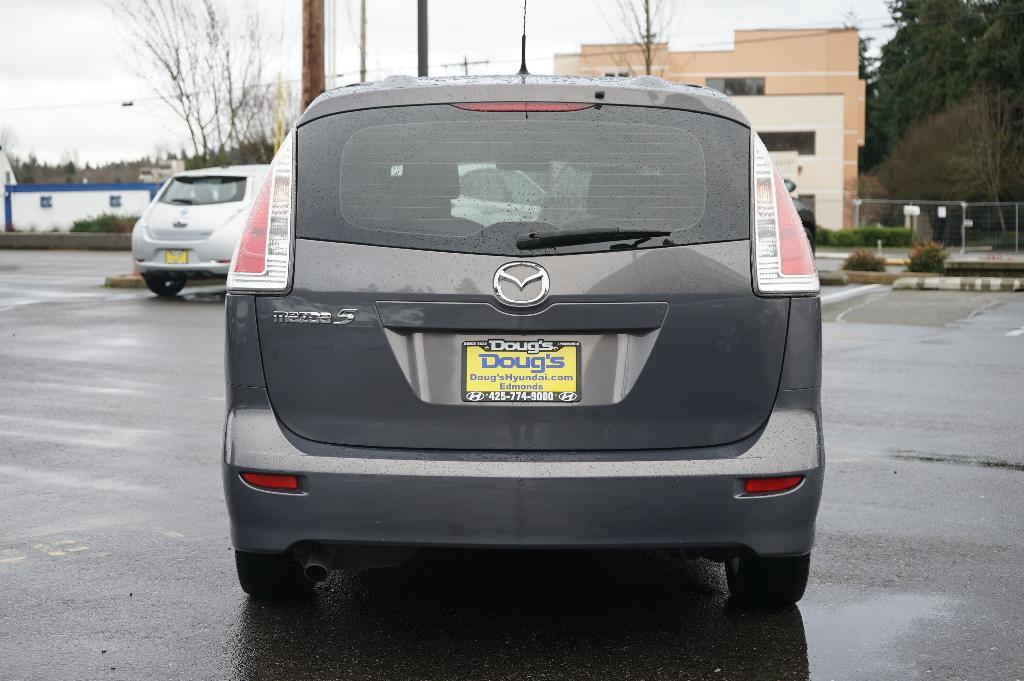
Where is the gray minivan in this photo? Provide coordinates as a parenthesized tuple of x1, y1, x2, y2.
(223, 75, 823, 608)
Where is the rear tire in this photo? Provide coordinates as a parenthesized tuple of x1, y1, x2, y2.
(234, 550, 315, 599)
(142, 274, 186, 297)
(726, 553, 810, 608)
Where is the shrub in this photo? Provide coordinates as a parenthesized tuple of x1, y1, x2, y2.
(907, 242, 947, 273)
(817, 227, 912, 248)
(842, 250, 887, 272)
(70, 213, 139, 233)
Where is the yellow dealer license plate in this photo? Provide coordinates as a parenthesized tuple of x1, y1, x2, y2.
(462, 339, 581, 403)
(164, 249, 189, 265)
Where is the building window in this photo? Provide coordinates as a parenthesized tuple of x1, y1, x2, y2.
(705, 77, 765, 96)
(797, 194, 816, 213)
(604, 70, 630, 77)
(40, 196, 53, 208)
(109, 195, 123, 208)
(759, 131, 816, 155)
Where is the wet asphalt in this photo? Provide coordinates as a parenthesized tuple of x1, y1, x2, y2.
(1, 251, 1022, 681)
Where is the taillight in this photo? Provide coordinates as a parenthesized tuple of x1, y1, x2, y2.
(227, 131, 294, 293)
(240, 472, 300, 491)
(743, 476, 804, 495)
(751, 133, 819, 296)
(452, 102, 594, 112)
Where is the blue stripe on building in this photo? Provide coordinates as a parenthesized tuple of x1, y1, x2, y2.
(5, 182, 161, 194)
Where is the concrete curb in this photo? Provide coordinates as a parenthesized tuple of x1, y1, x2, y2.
(0, 233, 131, 250)
(839, 271, 936, 285)
(104, 275, 146, 289)
(945, 259, 1024, 279)
(818, 271, 849, 286)
(816, 251, 909, 266)
(893, 276, 1023, 292)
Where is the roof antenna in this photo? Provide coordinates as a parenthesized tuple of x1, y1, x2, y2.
(517, 0, 529, 75)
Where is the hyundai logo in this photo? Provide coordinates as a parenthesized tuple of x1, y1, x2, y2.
(493, 262, 550, 308)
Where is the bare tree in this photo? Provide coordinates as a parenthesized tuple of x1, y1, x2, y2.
(0, 126, 17, 155)
(880, 88, 1023, 208)
(965, 87, 1021, 204)
(108, 0, 274, 164)
(610, 0, 672, 75)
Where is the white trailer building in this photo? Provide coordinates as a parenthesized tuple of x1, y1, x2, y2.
(4, 182, 160, 232)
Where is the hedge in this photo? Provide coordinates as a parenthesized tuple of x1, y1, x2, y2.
(817, 227, 912, 248)
(907, 242, 947, 273)
(69, 214, 139, 234)
(842, 250, 887, 271)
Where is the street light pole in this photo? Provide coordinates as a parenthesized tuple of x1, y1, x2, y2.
(417, 0, 428, 77)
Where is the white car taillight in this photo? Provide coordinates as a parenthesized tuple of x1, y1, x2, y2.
(751, 133, 819, 297)
(227, 131, 294, 293)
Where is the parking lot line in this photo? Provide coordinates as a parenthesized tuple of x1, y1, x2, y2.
(820, 284, 884, 306)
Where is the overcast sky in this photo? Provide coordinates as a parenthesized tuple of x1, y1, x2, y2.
(0, 0, 893, 165)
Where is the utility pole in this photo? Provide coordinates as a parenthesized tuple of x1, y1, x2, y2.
(324, 0, 337, 90)
(417, 0, 428, 77)
(459, 55, 490, 75)
(439, 56, 490, 76)
(302, 0, 325, 108)
(359, 0, 367, 82)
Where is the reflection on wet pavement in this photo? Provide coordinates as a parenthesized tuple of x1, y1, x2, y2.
(803, 591, 946, 680)
(231, 550, 810, 681)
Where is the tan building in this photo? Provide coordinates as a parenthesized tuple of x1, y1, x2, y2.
(554, 29, 866, 229)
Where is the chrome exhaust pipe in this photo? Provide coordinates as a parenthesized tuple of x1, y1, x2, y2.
(301, 547, 332, 583)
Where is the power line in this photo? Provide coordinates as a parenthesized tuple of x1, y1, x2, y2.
(0, 17, 921, 114)
(438, 56, 491, 76)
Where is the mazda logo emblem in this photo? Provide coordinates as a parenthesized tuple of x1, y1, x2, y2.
(493, 262, 550, 308)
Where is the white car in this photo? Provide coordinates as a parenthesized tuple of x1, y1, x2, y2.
(452, 164, 545, 227)
(132, 165, 268, 296)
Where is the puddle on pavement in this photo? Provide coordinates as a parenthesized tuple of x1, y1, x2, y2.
(179, 288, 225, 303)
(803, 591, 947, 679)
(144, 287, 225, 304)
(891, 451, 1024, 472)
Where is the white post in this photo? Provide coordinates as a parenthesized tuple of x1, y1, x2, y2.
(960, 201, 968, 254)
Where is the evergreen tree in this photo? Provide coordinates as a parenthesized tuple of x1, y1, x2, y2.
(872, 0, 984, 155)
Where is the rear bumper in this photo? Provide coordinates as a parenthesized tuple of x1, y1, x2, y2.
(131, 223, 237, 277)
(223, 386, 824, 556)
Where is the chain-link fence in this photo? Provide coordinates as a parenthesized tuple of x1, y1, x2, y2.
(852, 199, 1022, 252)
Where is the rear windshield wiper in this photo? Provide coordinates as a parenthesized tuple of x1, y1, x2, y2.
(169, 198, 194, 205)
(516, 227, 673, 250)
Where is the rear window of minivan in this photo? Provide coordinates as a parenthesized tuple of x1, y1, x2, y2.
(297, 104, 750, 255)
